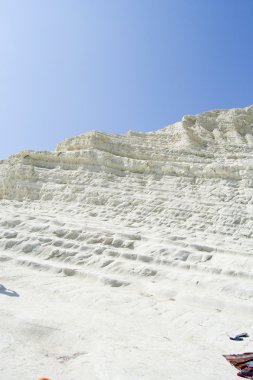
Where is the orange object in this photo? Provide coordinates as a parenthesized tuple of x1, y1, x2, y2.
(38, 378, 51, 380)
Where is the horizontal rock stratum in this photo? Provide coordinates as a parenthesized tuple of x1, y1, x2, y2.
(0, 105, 253, 296)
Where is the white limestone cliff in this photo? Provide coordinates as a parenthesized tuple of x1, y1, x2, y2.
(0, 104, 252, 292)
(1, 105, 253, 379)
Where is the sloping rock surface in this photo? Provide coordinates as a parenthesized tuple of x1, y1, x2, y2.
(0, 105, 253, 297)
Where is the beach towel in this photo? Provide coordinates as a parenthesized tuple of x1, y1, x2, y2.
(224, 353, 253, 369)
(224, 353, 253, 378)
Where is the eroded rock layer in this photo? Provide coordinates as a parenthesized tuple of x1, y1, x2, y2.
(0, 105, 253, 298)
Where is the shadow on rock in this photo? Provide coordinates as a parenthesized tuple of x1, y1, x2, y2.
(0, 284, 19, 297)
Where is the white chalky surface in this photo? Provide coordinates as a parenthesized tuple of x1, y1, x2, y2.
(0, 105, 253, 379)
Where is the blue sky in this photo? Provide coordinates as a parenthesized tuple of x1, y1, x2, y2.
(0, 0, 252, 159)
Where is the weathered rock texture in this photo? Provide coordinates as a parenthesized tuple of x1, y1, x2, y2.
(0, 105, 253, 296)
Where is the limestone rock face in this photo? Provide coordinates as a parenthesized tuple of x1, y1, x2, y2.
(0, 105, 253, 296)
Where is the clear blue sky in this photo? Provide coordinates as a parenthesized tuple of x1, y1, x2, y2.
(0, 0, 252, 159)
